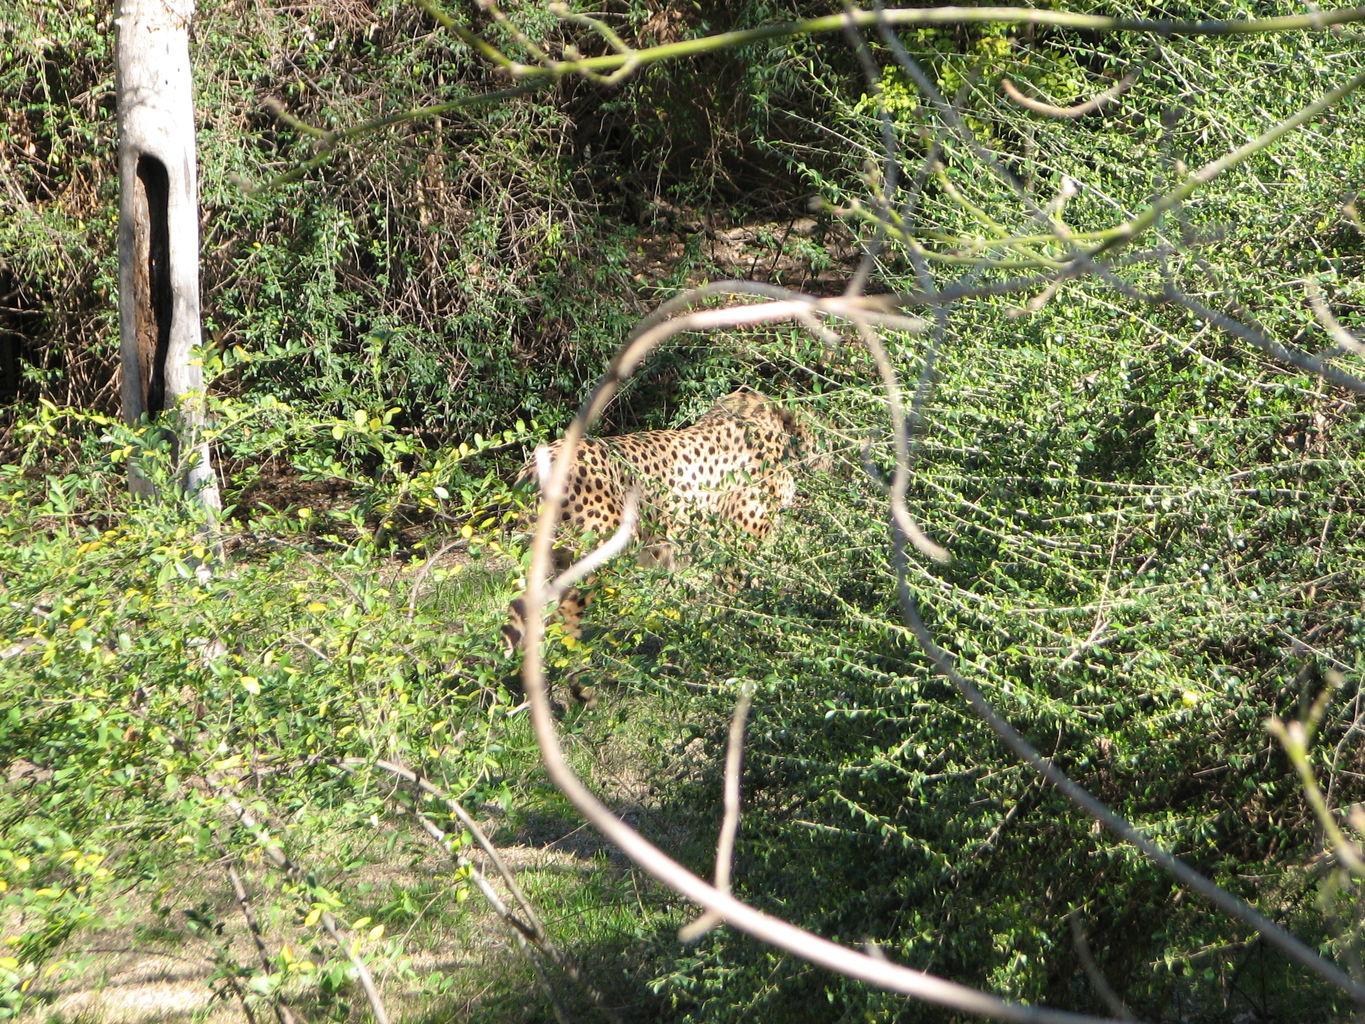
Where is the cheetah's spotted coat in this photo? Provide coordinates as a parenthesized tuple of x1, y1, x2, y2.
(504, 389, 819, 656)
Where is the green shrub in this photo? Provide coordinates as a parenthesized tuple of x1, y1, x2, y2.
(5, 3, 1365, 1021)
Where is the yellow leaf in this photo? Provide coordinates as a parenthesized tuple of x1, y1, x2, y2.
(304, 906, 322, 927)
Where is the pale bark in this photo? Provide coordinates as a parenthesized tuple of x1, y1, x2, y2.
(115, 0, 220, 513)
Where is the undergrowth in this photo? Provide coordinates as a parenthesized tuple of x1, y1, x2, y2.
(5, 2, 1365, 1022)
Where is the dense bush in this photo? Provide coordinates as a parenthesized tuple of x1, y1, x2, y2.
(622, 8, 1365, 1019)
(3, 1, 1365, 1022)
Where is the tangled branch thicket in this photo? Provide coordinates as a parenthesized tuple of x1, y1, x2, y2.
(507, 5, 1365, 1021)
(5, 2, 1365, 1023)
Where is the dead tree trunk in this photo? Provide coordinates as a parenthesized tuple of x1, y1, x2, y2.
(115, 0, 220, 514)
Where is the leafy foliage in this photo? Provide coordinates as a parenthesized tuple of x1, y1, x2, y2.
(4, 2, 1365, 1022)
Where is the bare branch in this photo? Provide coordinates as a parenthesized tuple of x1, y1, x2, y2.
(362, 757, 621, 1023)
(1001, 73, 1137, 119)
(256, 81, 548, 190)
(1267, 686, 1365, 880)
(215, 783, 392, 1024)
(222, 855, 301, 1024)
(405, 536, 471, 622)
(517, 294, 1131, 1024)
(883, 523, 1365, 1000)
(1089, 66, 1365, 257)
(423, 6, 1365, 83)
(1068, 912, 1137, 1021)
(540, 483, 641, 604)
(365, 759, 542, 927)
(1171, 288, 1365, 394)
(550, 3, 642, 85)
(680, 681, 755, 942)
(1306, 281, 1365, 358)
(857, 318, 952, 564)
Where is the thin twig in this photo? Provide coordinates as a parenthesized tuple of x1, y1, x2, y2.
(402, 806, 574, 1022)
(1268, 700, 1365, 878)
(362, 759, 540, 923)
(680, 682, 755, 942)
(258, 82, 548, 189)
(222, 856, 302, 1024)
(1306, 281, 1365, 358)
(216, 784, 391, 1024)
(405, 536, 471, 621)
(1068, 912, 1137, 1021)
(1001, 73, 1137, 119)
(1171, 288, 1365, 395)
(360, 757, 622, 1024)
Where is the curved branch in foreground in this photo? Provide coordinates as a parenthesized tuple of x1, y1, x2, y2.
(516, 287, 1123, 1024)
(519, 280, 1365, 1017)
(1001, 74, 1137, 119)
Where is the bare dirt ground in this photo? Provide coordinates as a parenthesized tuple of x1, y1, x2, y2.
(633, 213, 862, 296)
(26, 707, 699, 1024)
(35, 838, 610, 1023)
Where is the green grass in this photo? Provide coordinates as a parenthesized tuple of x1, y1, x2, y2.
(0, 480, 708, 1022)
(7, 2, 1365, 1020)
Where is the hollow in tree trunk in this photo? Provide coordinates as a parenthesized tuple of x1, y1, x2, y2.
(115, 0, 220, 514)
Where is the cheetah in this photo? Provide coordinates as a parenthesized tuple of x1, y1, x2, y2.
(503, 388, 822, 655)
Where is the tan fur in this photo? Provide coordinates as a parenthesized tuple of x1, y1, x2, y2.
(503, 389, 820, 658)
